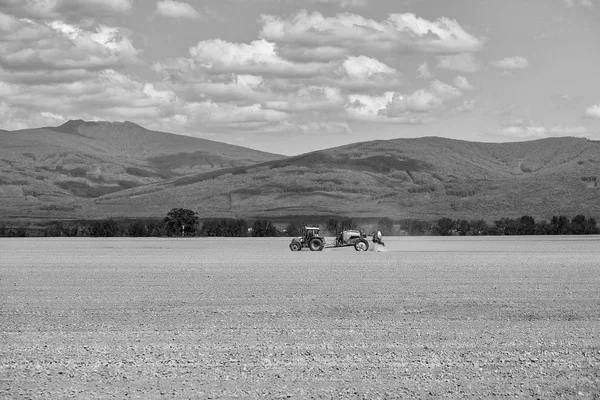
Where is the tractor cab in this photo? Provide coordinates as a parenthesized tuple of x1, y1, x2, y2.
(304, 226, 320, 237)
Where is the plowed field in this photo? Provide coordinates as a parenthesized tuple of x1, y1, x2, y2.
(1, 237, 600, 399)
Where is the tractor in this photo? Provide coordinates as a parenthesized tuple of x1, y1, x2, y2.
(289, 226, 325, 251)
(289, 227, 372, 252)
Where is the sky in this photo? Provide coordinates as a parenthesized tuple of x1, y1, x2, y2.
(1, 0, 599, 155)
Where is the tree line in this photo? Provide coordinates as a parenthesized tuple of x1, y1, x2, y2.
(433, 215, 599, 236)
(0, 208, 597, 237)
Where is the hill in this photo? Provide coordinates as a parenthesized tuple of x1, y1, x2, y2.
(86, 136, 600, 223)
(2, 126, 599, 222)
(0, 120, 283, 220)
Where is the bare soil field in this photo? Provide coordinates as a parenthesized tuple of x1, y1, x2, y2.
(1, 236, 600, 399)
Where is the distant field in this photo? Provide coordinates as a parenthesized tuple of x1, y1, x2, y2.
(1, 237, 600, 399)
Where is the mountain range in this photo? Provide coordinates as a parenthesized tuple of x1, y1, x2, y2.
(1, 120, 599, 223)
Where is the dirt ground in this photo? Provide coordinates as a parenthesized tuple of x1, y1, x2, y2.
(1, 236, 600, 399)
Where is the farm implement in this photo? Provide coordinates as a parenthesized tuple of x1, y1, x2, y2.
(289, 226, 384, 252)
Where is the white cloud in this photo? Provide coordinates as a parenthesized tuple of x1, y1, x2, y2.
(417, 63, 432, 79)
(562, 0, 594, 8)
(0, 101, 74, 130)
(584, 104, 600, 118)
(266, 85, 345, 112)
(560, 94, 574, 101)
(385, 90, 444, 115)
(0, 15, 139, 84)
(0, 0, 133, 20)
(453, 99, 475, 113)
(497, 125, 547, 139)
(346, 81, 464, 122)
(491, 56, 529, 69)
(429, 80, 462, 100)
(58, 0, 133, 15)
(260, 10, 484, 57)
(237, 75, 264, 88)
(0, 70, 183, 129)
(306, 0, 370, 7)
(453, 75, 474, 90)
(277, 45, 348, 63)
(189, 38, 331, 77)
(496, 121, 589, 140)
(297, 121, 351, 134)
(549, 125, 589, 135)
(347, 92, 393, 116)
(0, 64, 302, 135)
(142, 83, 178, 105)
(40, 111, 67, 122)
(389, 13, 484, 53)
(436, 53, 481, 73)
(333, 55, 401, 90)
(340, 56, 396, 81)
(345, 93, 433, 124)
(156, 1, 202, 19)
(194, 103, 289, 124)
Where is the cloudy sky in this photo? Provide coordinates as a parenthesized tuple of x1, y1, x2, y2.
(1, 0, 599, 155)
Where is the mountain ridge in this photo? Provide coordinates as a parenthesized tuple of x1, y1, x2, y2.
(1, 121, 599, 222)
(92, 136, 600, 222)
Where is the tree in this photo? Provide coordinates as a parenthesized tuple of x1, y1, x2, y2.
(127, 221, 148, 237)
(11, 225, 29, 237)
(456, 219, 470, 236)
(570, 214, 587, 234)
(164, 208, 199, 237)
(326, 217, 357, 234)
(252, 219, 278, 237)
(399, 219, 432, 236)
(534, 220, 550, 235)
(284, 221, 304, 237)
(226, 219, 248, 237)
(44, 222, 65, 237)
(89, 219, 119, 237)
(340, 217, 357, 231)
(549, 215, 570, 235)
(494, 218, 519, 235)
(147, 222, 166, 237)
(200, 218, 248, 237)
(376, 217, 394, 236)
(518, 215, 536, 235)
(470, 219, 488, 236)
(326, 218, 340, 235)
(586, 217, 599, 234)
(436, 218, 454, 236)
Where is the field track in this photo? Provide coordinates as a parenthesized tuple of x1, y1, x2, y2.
(1, 237, 600, 399)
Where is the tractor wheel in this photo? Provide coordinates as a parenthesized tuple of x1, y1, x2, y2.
(290, 242, 301, 251)
(354, 239, 369, 251)
(309, 238, 324, 251)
